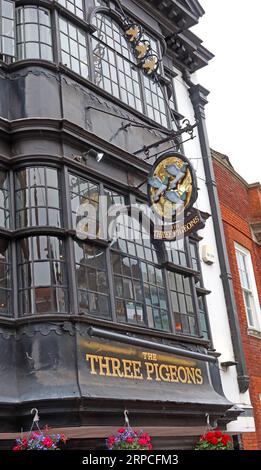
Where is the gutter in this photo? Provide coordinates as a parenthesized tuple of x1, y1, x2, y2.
(182, 71, 249, 393)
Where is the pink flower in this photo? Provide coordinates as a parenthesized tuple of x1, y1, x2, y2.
(13, 445, 22, 451)
(43, 437, 53, 448)
(126, 437, 134, 444)
(138, 437, 148, 446)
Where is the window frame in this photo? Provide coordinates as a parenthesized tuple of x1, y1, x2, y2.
(235, 243, 261, 331)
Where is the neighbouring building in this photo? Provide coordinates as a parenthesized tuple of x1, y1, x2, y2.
(213, 149, 261, 450)
(0, 0, 254, 449)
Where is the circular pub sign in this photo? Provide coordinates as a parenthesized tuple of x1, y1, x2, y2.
(148, 151, 198, 221)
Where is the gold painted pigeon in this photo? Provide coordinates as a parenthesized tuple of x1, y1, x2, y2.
(125, 25, 141, 42)
(142, 55, 158, 75)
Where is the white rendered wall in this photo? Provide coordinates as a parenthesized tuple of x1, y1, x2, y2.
(173, 69, 254, 432)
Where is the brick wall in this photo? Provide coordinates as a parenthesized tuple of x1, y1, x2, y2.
(213, 153, 261, 450)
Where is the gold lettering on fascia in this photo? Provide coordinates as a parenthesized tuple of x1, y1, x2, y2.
(85, 353, 204, 385)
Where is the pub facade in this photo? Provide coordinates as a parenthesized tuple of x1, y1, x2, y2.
(0, 0, 254, 449)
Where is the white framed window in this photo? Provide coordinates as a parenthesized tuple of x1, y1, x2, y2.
(235, 243, 261, 332)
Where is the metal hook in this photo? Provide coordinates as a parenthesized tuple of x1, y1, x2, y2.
(124, 409, 130, 428)
(31, 408, 40, 423)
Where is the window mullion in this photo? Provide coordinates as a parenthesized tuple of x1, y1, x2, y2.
(162, 268, 176, 334)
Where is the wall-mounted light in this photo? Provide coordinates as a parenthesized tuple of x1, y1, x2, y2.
(82, 149, 105, 164)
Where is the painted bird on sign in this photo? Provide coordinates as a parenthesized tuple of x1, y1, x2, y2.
(166, 163, 188, 189)
(165, 190, 187, 205)
(134, 40, 151, 59)
(142, 55, 159, 75)
(148, 175, 169, 202)
(125, 25, 142, 42)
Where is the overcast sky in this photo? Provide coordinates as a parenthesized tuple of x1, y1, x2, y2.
(192, 0, 261, 184)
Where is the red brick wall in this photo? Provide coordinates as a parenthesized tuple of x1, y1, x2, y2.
(213, 156, 261, 450)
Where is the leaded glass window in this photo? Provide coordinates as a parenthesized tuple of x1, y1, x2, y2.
(0, 0, 15, 58)
(16, 6, 53, 61)
(0, 170, 10, 228)
(18, 236, 68, 315)
(111, 213, 170, 331)
(15, 167, 61, 228)
(74, 241, 110, 319)
(58, 0, 84, 19)
(59, 17, 88, 77)
(69, 173, 99, 235)
(168, 271, 198, 336)
(92, 14, 143, 112)
(143, 75, 168, 127)
(0, 239, 11, 316)
(165, 239, 188, 267)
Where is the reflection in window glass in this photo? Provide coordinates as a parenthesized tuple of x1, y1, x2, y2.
(0, 170, 10, 228)
(0, 239, 11, 316)
(165, 239, 187, 267)
(92, 14, 143, 112)
(110, 206, 170, 332)
(18, 236, 68, 315)
(15, 167, 61, 228)
(58, 0, 84, 20)
(16, 6, 53, 60)
(198, 296, 209, 339)
(69, 173, 99, 235)
(0, 0, 15, 57)
(59, 17, 88, 78)
(144, 75, 168, 127)
(168, 271, 198, 336)
(74, 241, 111, 319)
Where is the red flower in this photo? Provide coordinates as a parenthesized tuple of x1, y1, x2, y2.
(43, 437, 53, 448)
(138, 437, 148, 446)
(148, 443, 153, 450)
(13, 445, 22, 451)
(108, 436, 116, 445)
(118, 428, 125, 434)
(205, 432, 215, 442)
(211, 437, 219, 445)
(215, 431, 223, 438)
(126, 437, 134, 444)
(221, 434, 231, 446)
(141, 433, 151, 442)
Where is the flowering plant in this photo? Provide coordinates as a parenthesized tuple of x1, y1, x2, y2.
(106, 427, 153, 450)
(195, 430, 232, 450)
(13, 431, 68, 451)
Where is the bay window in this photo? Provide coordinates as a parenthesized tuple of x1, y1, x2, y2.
(18, 236, 68, 315)
(15, 167, 61, 228)
(0, 0, 15, 59)
(0, 170, 10, 228)
(0, 239, 11, 316)
(16, 6, 53, 61)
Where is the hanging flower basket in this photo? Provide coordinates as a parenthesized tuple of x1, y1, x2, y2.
(13, 431, 68, 451)
(12, 409, 68, 451)
(195, 431, 232, 450)
(106, 427, 153, 451)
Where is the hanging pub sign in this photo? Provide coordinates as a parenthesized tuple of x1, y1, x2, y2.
(148, 151, 205, 241)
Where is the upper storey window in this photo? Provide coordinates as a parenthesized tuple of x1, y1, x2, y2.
(92, 14, 143, 112)
(92, 13, 169, 126)
(58, 0, 84, 20)
(59, 17, 88, 78)
(0, 0, 15, 59)
(16, 6, 53, 61)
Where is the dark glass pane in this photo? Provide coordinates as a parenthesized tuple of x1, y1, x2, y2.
(122, 257, 131, 277)
(30, 187, 46, 206)
(111, 253, 121, 274)
(35, 286, 52, 313)
(116, 299, 125, 322)
(19, 289, 33, 315)
(78, 290, 88, 313)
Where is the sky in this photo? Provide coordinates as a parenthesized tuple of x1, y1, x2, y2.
(192, 0, 261, 184)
